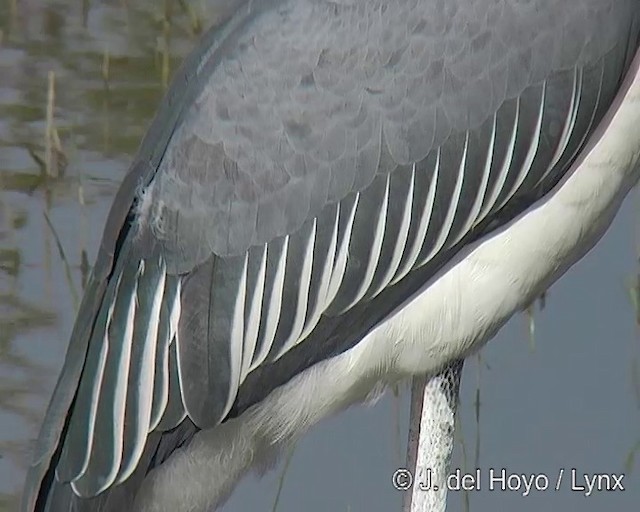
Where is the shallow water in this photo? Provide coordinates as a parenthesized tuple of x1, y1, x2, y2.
(0, 1, 216, 508)
(1, 2, 639, 511)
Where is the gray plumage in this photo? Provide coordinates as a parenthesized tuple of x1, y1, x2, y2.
(22, 0, 640, 510)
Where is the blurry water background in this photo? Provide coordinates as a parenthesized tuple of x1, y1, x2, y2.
(0, 1, 639, 511)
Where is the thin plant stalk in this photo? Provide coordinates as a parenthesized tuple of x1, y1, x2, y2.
(45, 71, 57, 177)
(43, 212, 80, 308)
(271, 444, 296, 512)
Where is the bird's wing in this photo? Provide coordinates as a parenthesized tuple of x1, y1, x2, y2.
(23, 0, 640, 510)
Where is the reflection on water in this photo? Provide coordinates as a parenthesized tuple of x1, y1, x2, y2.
(0, 1, 219, 508)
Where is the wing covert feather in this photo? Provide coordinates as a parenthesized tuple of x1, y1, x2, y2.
(147, 0, 636, 264)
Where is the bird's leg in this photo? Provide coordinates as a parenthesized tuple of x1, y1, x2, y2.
(403, 361, 463, 512)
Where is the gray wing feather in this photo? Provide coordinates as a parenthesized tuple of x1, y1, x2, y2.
(268, 218, 316, 360)
(428, 134, 468, 257)
(299, 203, 340, 340)
(391, 153, 439, 285)
(250, 236, 289, 370)
(477, 100, 520, 221)
(71, 255, 139, 496)
(324, 193, 360, 308)
(547, 62, 609, 185)
(115, 257, 166, 485)
(365, 163, 415, 300)
(156, 342, 187, 431)
(177, 253, 247, 427)
(148, 322, 170, 433)
(455, 115, 497, 237)
(492, 84, 546, 212)
(240, 245, 268, 381)
(495, 83, 546, 213)
(325, 174, 390, 315)
(549, 70, 582, 172)
(24, 0, 640, 509)
(415, 142, 464, 267)
(55, 281, 113, 483)
(148, 275, 180, 432)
